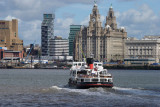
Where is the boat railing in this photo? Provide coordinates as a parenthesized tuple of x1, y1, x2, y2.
(77, 78, 112, 83)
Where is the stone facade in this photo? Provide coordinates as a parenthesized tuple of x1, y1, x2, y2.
(0, 19, 23, 51)
(74, 4, 127, 62)
(125, 37, 160, 63)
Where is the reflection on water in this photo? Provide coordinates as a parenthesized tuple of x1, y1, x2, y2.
(0, 69, 159, 107)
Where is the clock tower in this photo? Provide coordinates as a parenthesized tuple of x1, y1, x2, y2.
(88, 3, 102, 37)
(105, 4, 117, 30)
(74, 3, 127, 62)
(84, 3, 103, 60)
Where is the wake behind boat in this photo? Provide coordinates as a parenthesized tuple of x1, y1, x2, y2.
(68, 58, 113, 89)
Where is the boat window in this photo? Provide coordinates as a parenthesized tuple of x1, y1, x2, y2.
(73, 71, 76, 76)
(98, 64, 102, 66)
(74, 63, 77, 66)
(82, 63, 84, 66)
(85, 79, 90, 82)
(92, 79, 98, 82)
(77, 70, 87, 75)
(81, 79, 84, 82)
(94, 64, 97, 66)
(108, 79, 111, 82)
(78, 63, 81, 66)
(99, 71, 102, 74)
(100, 79, 105, 82)
(102, 71, 107, 74)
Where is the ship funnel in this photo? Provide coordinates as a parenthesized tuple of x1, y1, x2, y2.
(87, 58, 94, 69)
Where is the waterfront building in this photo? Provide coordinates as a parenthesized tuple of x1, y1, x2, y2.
(125, 37, 160, 65)
(0, 47, 23, 61)
(74, 4, 127, 62)
(143, 35, 160, 40)
(41, 14, 55, 56)
(0, 19, 23, 51)
(68, 25, 81, 56)
(49, 36, 69, 57)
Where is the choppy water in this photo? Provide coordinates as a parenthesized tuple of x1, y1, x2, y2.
(0, 69, 159, 107)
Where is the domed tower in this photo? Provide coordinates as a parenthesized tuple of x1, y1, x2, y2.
(74, 3, 127, 62)
(105, 4, 117, 30)
(86, 3, 103, 61)
(88, 3, 102, 37)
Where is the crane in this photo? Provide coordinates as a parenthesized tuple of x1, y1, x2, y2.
(24, 41, 36, 63)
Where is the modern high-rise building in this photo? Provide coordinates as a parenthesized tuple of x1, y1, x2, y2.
(74, 4, 127, 62)
(41, 14, 55, 56)
(0, 19, 23, 51)
(68, 25, 81, 56)
(49, 36, 69, 56)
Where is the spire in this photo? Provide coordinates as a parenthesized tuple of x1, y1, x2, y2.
(105, 4, 117, 30)
(110, 4, 113, 8)
(88, 1, 101, 27)
(92, 1, 99, 16)
(94, 0, 97, 6)
(109, 4, 113, 11)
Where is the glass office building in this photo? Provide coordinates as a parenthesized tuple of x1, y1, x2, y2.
(68, 25, 81, 56)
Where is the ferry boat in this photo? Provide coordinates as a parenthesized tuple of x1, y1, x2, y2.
(68, 58, 113, 89)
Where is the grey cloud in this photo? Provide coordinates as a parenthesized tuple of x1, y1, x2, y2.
(1, 0, 96, 21)
(117, 4, 160, 38)
(0, 0, 96, 45)
(62, 13, 76, 19)
(118, 0, 137, 2)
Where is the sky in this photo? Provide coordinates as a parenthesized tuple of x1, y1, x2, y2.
(0, 0, 160, 45)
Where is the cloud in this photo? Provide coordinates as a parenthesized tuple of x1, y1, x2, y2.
(119, 4, 158, 24)
(80, 15, 105, 26)
(5, 15, 22, 23)
(0, 0, 95, 45)
(0, 1, 159, 46)
(118, 0, 137, 2)
(1, 0, 96, 21)
(19, 20, 41, 45)
(117, 4, 160, 38)
(56, 18, 74, 29)
(0, 1, 5, 5)
(54, 18, 74, 38)
(100, 15, 105, 24)
(80, 15, 90, 25)
(2, 15, 41, 45)
(0, 0, 99, 45)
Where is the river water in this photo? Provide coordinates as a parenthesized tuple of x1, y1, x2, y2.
(0, 69, 159, 107)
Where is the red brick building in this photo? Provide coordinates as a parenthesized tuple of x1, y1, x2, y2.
(0, 48, 23, 61)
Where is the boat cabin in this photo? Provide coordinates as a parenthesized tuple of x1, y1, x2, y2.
(71, 62, 103, 68)
(72, 62, 85, 67)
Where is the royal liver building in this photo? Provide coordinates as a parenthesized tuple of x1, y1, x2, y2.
(74, 4, 127, 62)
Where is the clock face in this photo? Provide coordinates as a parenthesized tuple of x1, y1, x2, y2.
(92, 18, 95, 22)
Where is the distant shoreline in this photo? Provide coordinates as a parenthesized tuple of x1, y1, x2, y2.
(0, 66, 70, 70)
(0, 65, 160, 70)
(104, 65, 160, 70)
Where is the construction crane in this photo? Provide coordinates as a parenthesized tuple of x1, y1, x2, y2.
(24, 41, 36, 63)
